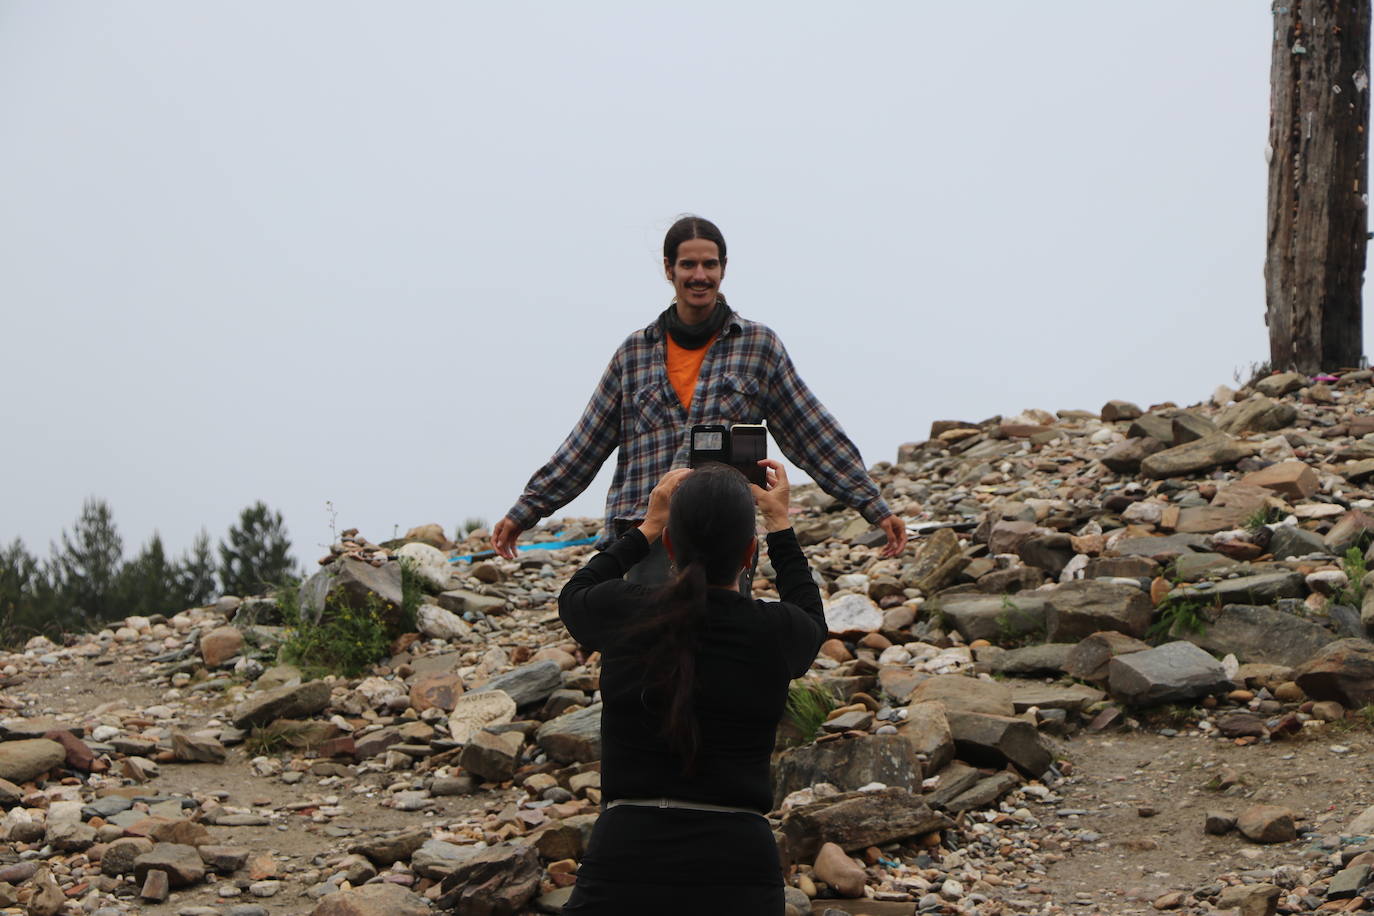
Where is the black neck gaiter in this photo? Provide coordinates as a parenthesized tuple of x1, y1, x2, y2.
(658, 297, 732, 350)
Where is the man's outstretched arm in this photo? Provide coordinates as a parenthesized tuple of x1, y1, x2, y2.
(492, 354, 623, 559)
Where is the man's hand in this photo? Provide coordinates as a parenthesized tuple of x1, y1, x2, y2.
(878, 514, 908, 558)
(491, 516, 526, 560)
(750, 459, 792, 533)
(640, 468, 692, 543)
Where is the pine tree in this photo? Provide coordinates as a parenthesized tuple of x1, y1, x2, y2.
(0, 537, 59, 644)
(51, 497, 125, 623)
(218, 502, 294, 596)
(115, 533, 179, 618)
(174, 529, 217, 609)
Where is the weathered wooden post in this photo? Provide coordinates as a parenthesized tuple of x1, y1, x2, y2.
(1265, 1, 1371, 373)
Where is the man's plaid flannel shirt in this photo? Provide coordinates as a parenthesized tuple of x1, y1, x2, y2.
(506, 309, 892, 547)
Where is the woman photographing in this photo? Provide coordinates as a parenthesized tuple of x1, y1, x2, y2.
(557, 459, 826, 914)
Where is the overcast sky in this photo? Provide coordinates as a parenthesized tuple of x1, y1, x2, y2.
(0, 3, 1359, 571)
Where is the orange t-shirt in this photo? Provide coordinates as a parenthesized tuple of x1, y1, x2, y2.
(665, 333, 718, 410)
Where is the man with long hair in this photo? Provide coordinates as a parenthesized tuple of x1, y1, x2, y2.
(492, 215, 905, 576)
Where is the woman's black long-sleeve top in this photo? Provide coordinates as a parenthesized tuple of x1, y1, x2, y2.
(558, 527, 826, 815)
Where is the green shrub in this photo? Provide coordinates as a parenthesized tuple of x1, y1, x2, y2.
(279, 586, 390, 679)
(1338, 546, 1368, 608)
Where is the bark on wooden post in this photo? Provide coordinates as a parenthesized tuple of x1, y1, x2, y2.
(1265, 1, 1371, 373)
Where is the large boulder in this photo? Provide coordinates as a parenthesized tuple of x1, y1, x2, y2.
(299, 557, 403, 626)
(772, 735, 921, 807)
(470, 660, 562, 708)
(944, 710, 1054, 777)
(395, 542, 450, 590)
(1045, 580, 1152, 642)
(1064, 631, 1151, 683)
(1293, 639, 1374, 707)
(909, 675, 1013, 716)
(1215, 396, 1298, 436)
(1107, 641, 1231, 706)
(937, 593, 1049, 644)
(0, 739, 66, 783)
(1184, 604, 1336, 668)
(1140, 435, 1257, 479)
(899, 702, 954, 772)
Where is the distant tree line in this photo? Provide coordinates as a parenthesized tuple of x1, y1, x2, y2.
(1, 499, 295, 647)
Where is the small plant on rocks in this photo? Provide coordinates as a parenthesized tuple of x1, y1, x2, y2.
(279, 586, 391, 679)
(1147, 596, 1211, 641)
(784, 679, 838, 745)
(1337, 546, 1367, 608)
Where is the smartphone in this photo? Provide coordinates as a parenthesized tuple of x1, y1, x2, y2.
(729, 424, 768, 487)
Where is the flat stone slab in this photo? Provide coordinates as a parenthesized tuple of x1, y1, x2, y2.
(1008, 683, 1106, 714)
(1107, 641, 1231, 707)
(1184, 604, 1336, 668)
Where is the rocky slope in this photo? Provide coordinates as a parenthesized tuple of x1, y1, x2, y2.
(8, 370, 1374, 914)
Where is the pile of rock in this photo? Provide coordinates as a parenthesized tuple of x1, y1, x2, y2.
(8, 369, 1374, 913)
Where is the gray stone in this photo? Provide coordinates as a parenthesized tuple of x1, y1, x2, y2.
(1216, 396, 1298, 435)
(458, 729, 523, 782)
(1267, 525, 1331, 560)
(411, 839, 480, 879)
(1127, 412, 1175, 442)
(944, 710, 1054, 777)
(45, 800, 95, 851)
(231, 679, 331, 729)
(945, 771, 1022, 813)
(1236, 804, 1297, 843)
(1184, 604, 1336, 668)
(1045, 580, 1152, 642)
(772, 734, 922, 807)
(1327, 863, 1371, 899)
(990, 643, 1073, 677)
(1170, 552, 1236, 581)
(1172, 571, 1306, 606)
(937, 593, 1048, 643)
(133, 843, 206, 888)
(299, 557, 403, 625)
(899, 703, 954, 773)
(925, 761, 983, 810)
(172, 730, 227, 763)
(1017, 534, 1075, 578)
(1008, 682, 1106, 715)
(1099, 437, 1166, 474)
(909, 674, 1014, 716)
(437, 588, 511, 616)
(1064, 631, 1152, 683)
(1140, 434, 1257, 478)
(1171, 413, 1220, 445)
(1294, 639, 1374, 707)
(534, 702, 602, 763)
(1252, 371, 1306, 397)
(348, 828, 431, 866)
(471, 660, 562, 707)
(310, 882, 431, 916)
(1107, 641, 1231, 706)
(905, 527, 967, 594)
(1101, 400, 1143, 421)
(780, 787, 952, 860)
(1111, 534, 1210, 561)
(0, 738, 66, 783)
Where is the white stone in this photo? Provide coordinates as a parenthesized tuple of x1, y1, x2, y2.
(416, 604, 472, 642)
(823, 594, 883, 635)
(396, 542, 451, 590)
(877, 646, 911, 667)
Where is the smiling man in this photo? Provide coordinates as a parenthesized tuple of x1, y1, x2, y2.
(491, 215, 906, 578)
